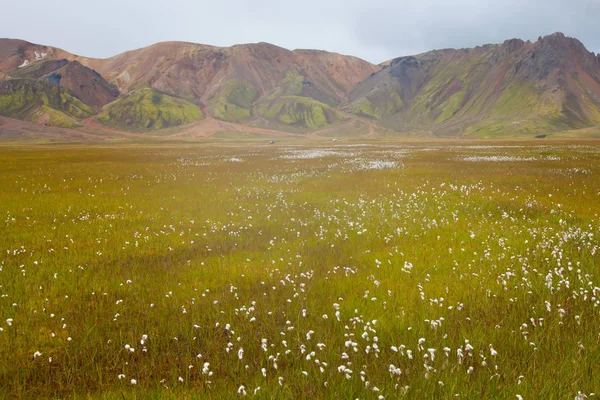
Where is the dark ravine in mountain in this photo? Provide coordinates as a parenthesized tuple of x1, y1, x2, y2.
(0, 33, 599, 136)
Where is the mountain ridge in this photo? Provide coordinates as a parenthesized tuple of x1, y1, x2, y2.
(0, 33, 599, 138)
(347, 32, 600, 136)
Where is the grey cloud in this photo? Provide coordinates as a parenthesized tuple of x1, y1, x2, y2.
(0, 0, 598, 64)
(351, 0, 600, 61)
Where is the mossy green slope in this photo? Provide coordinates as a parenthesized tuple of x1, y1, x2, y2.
(208, 74, 344, 130)
(346, 88, 404, 119)
(0, 79, 93, 128)
(208, 82, 258, 123)
(257, 95, 347, 130)
(249, 71, 347, 131)
(262, 71, 339, 107)
(96, 88, 203, 130)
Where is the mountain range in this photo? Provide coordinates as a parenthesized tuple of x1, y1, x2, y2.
(1, 32, 599, 138)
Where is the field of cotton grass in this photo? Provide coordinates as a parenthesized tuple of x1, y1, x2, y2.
(1, 141, 599, 399)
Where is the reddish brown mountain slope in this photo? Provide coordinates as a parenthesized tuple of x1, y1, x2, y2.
(48, 61, 119, 109)
(72, 41, 380, 128)
(75, 42, 379, 103)
(0, 39, 74, 72)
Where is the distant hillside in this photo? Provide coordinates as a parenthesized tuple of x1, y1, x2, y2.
(96, 88, 203, 131)
(0, 33, 600, 136)
(0, 79, 93, 128)
(347, 33, 600, 136)
(75, 41, 378, 130)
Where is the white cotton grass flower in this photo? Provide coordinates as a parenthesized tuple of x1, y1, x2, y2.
(489, 344, 498, 357)
(237, 385, 247, 396)
(427, 348, 436, 361)
(389, 364, 402, 376)
(202, 362, 211, 375)
(459, 155, 537, 162)
(130, 379, 137, 385)
(33, 351, 42, 359)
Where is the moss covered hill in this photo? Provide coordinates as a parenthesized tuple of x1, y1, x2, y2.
(72, 41, 379, 130)
(95, 88, 203, 130)
(254, 71, 347, 130)
(347, 33, 600, 136)
(9, 59, 119, 110)
(0, 79, 93, 128)
(0, 57, 119, 128)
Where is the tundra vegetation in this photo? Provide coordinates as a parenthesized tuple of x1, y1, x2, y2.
(0, 141, 599, 399)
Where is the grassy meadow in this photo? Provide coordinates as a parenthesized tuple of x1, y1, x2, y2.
(0, 141, 599, 399)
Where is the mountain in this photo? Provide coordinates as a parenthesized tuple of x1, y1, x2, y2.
(347, 33, 600, 136)
(9, 59, 119, 109)
(0, 33, 599, 137)
(0, 40, 121, 128)
(0, 39, 378, 131)
(73, 41, 379, 130)
(0, 78, 94, 128)
(0, 59, 119, 128)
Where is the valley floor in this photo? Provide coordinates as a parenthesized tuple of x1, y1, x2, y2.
(0, 141, 599, 398)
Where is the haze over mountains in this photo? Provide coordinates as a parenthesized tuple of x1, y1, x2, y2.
(0, 32, 599, 138)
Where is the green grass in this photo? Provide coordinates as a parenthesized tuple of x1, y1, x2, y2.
(0, 142, 599, 399)
(96, 88, 203, 131)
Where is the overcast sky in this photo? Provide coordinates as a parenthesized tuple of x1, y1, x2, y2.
(2, 0, 599, 63)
